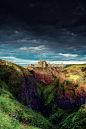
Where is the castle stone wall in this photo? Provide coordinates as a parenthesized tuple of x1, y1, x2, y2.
(28, 61, 64, 68)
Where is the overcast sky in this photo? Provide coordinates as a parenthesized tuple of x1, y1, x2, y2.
(0, 0, 86, 66)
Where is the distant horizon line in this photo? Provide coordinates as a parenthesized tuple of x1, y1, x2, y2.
(21, 63, 86, 67)
(0, 58, 86, 67)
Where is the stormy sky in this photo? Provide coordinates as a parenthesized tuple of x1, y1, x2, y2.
(0, 0, 86, 66)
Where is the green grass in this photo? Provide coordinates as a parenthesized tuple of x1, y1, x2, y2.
(52, 73, 57, 80)
(0, 87, 56, 129)
(60, 104, 86, 129)
(43, 84, 56, 93)
(42, 83, 59, 107)
(66, 79, 72, 85)
(52, 77, 59, 86)
(46, 88, 57, 106)
(64, 64, 86, 70)
(0, 59, 86, 129)
(0, 109, 41, 129)
(36, 81, 47, 91)
(37, 87, 41, 96)
(0, 59, 33, 99)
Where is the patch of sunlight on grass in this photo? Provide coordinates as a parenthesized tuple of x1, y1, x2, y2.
(69, 75, 80, 80)
(11, 65, 22, 72)
(64, 64, 86, 70)
(21, 67, 32, 76)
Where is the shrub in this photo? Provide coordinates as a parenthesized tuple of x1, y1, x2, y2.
(74, 84, 78, 87)
(81, 67, 86, 72)
(66, 80, 71, 85)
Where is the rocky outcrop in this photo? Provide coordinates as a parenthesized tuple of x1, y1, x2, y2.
(1, 58, 86, 118)
(34, 72, 54, 84)
(55, 80, 86, 110)
(0, 59, 45, 114)
(27, 67, 57, 84)
(16, 70, 46, 113)
(27, 67, 63, 84)
(29, 65, 86, 111)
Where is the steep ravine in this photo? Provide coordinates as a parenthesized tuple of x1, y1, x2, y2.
(27, 68, 86, 111)
(28, 68, 86, 111)
(16, 68, 45, 114)
(26, 69, 54, 117)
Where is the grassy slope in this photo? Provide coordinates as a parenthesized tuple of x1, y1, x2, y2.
(41, 64, 86, 106)
(60, 103, 86, 129)
(0, 59, 33, 99)
(61, 64, 86, 85)
(28, 64, 86, 128)
(0, 59, 56, 129)
(36, 64, 86, 128)
(48, 103, 86, 129)
(0, 80, 56, 129)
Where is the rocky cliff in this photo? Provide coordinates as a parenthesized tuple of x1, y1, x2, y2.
(0, 59, 86, 128)
(25, 65, 86, 111)
(25, 67, 63, 84)
(0, 59, 45, 113)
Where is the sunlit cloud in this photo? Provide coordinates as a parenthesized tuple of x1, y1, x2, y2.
(58, 53, 78, 57)
(19, 45, 49, 51)
(0, 55, 86, 66)
(0, 56, 38, 64)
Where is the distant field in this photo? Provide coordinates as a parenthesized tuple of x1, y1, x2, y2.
(64, 64, 86, 69)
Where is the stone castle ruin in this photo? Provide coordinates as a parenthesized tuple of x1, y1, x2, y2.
(30, 64, 34, 66)
(37, 60, 47, 68)
(28, 60, 64, 68)
(52, 63, 64, 67)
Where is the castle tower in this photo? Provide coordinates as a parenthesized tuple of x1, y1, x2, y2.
(38, 61, 43, 67)
(37, 60, 47, 67)
(42, 60, 47, 68)
(61, 63, 63, 65)
(48, 62, 51, 67)
(53, 63, 55, 67)
(57, 63, 64, 68)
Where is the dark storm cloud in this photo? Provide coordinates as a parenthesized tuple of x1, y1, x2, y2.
(0, 0, 86, 65)
(0, 17, 86, 56)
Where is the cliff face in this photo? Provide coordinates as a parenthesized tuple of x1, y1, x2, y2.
(17, 72, 42, 111)
(26, 67, 63, 84)
(26, 65, 86, 111)
(0, 59, 45, 113)
(0, 60, 86, 129)
(41, 66, 86, 110)
(56, 83, 86, 110)
(1, 59, 86, 120)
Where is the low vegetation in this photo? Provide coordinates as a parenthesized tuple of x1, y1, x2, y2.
(0, 59, 86, 129)
(0, 85, 55, 129)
